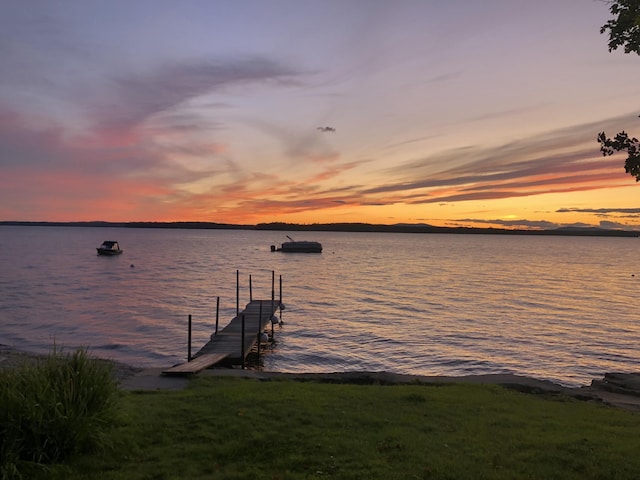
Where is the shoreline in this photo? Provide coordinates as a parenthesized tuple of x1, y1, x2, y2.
(0, 345, 143, 383)
(2, 220, 638, 237)
(3, 345, 640, 411)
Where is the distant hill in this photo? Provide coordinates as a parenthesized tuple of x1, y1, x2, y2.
(1, 220, 638, 237)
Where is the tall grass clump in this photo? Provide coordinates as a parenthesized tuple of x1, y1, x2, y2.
(0, 347, 119, 479)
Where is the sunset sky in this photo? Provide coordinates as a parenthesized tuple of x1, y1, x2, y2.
(1, 1, 640, 229)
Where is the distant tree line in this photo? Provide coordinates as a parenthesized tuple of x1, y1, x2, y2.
(1, 221, 637, 237)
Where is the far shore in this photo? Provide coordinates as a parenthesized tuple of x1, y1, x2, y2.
(3, 344, 640, 411)
(2, 220, 638, 237)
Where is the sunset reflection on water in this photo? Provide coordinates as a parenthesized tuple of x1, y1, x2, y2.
(1, 226, 638, 387)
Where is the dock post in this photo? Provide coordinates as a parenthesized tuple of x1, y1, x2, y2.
(278, 274, 283, 329)
(236, 270, 240, 316)
(249, 275, 253, 302)
(271, 272, 275, 336)
(241, 314, 245, 370)
(215, 296, 220, 335)
(271, 271, 275, 314)
(269, 270, 276, 340)
(188, 314, 192, 362)
(257, 301, 263, 360)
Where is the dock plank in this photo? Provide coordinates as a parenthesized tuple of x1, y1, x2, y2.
(162, 299, 281, 376)
(162, 352, 230, 375)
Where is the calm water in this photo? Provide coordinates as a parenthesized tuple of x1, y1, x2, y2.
(1, 225, 639, 387)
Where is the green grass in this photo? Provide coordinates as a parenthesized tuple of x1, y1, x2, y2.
(0, 347, 119, 480)
(49, 376, 640, 480)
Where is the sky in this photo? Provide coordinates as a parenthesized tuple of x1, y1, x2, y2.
(1, 0, 640, 229)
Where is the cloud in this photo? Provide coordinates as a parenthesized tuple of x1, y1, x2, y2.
(461, 104, 548, 125)
(449, 217, 640, 231)
(557, 207, 640, 225)
(1, 90, 638, 224)
(360, 115, 636, 205)
(241, 118, 340, 166)
(0, 109, 67, 169)
(424, 71, 462, 84)
(599, 220, 637, 229)
(0, 48, 321, 221)
(456, 218, 561, 229)
(557, 207, 640, 215)
(0, 103, 236, 220)
(93, 57, 302, 132)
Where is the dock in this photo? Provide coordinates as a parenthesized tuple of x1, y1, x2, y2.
(162, 299, 281, 376)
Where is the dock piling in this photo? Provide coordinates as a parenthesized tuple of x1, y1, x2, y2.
(188, 314, 192, 362)
(257, 301, 263, 360)
(241, 313, 246, 370)
(215, 296, 219, 335)
(236, 270, 240, 316)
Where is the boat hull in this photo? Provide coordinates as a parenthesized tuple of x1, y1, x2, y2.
(96, 240, 123, 255)
(96, 248, 122, 255)
(278, 241, 322, 253)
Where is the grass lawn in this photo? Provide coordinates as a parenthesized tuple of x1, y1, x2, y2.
(50, 376, 640, 480)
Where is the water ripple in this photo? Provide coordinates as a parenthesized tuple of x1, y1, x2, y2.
(1, 227, 639, 386)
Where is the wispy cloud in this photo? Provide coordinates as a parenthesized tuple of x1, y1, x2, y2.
(447, 217, 640, 231)
(360, 116, 635, 206)
(92, 57, 303, 132)
(0, 51, 320, 221)
(455, 218, 561, 229)
(557, 207, 640, 215)
(599, 220, 638, 229)
(557, 207, 640, 226)
(460, 104, 548, 125)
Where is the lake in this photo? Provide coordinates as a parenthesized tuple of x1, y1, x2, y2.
(1, 225, 639, 387)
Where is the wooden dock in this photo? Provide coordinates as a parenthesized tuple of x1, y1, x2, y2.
(162, 299, 281, 376)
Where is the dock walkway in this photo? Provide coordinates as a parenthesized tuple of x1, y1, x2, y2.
(163, 299, 281, 376)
